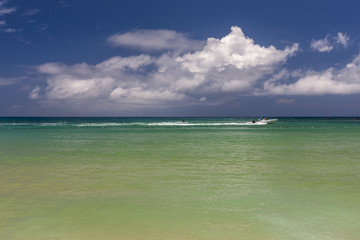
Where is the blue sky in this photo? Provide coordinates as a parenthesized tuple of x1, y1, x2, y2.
(1, 0, 360, 116)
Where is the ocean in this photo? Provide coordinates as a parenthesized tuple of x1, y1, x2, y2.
(1, 117, 360, 240)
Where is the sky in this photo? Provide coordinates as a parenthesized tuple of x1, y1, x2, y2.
(1, 0, 360, 117)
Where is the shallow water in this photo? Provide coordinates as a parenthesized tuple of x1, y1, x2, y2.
(1, 117, 360, 239)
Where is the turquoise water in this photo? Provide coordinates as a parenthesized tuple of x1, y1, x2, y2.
(1, 117, 360, 240)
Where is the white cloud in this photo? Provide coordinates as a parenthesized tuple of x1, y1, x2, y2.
(36, 55, 162, 103)
(311, 32, 350, 52)
(33, 27, 299, 111)
(0, 77, 15, 86)
(0, 0, 16, 16)
(0, 76, 22, 86)
(262, 53, 360, 95)
(336, 32, 349, 48)
(29, 26, 360, 113)
(107, 29, 204, 52)
(29, 86, 41, 99)
(310, 35, 334, 52)
(0, 1, 39, 34)
(178, 27, 297, 73)
(96, 55, 154, 72)
(175, 26, 298, 93)
(45, 76, 116, 99)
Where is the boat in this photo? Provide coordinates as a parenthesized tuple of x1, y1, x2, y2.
(252, 117, 278, 125)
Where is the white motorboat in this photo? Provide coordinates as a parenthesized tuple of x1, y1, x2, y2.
(252, 118, 278, 124)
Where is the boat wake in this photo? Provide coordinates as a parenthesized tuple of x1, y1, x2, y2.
(0, 121, 271, 128)
(0, 119, 278, 128)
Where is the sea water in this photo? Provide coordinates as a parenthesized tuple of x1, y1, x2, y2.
(1, 117, 360, 240)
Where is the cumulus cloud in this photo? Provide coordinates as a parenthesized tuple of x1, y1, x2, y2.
(178, 27, 297, 91)
(107, 29, 204, 52)
(36, 55, 185, 107)
(311, 32, 350, 52)
(29, 26, 360, 113)
(33, 26, 298, 111)
(262, 53, 360, 95)
(178, 27, 297, 72)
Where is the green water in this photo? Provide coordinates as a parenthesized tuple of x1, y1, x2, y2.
(1, 118, 360, 239)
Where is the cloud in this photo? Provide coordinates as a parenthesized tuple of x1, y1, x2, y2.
(0, 77, 15, 86)
(0, 76, 20, 86)
(262, 53, 360, 95)
(310, 35, 333, 52)
(33, 26, 298, 111)
(27, 26, 360, 114)
(311, 32, 350, 52)
(0, 0, 16, 16)
(107, 29, 204, 52)
(0, 27, 18, 33)
(0, 2, 43, 35)
(336, 32, 350, 48)
(0, 1, 20, 33)
(37, 55, 158, 101)
(29, 86, 41, 99)
(175, 26, 298, 93)
(178, 27, 297, 73)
